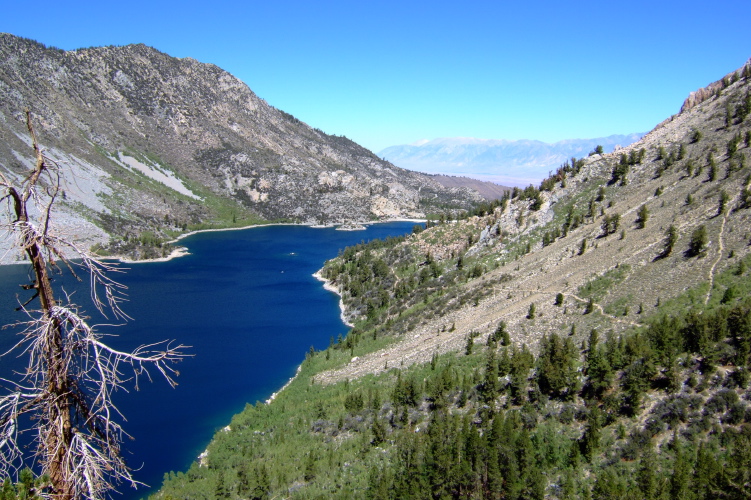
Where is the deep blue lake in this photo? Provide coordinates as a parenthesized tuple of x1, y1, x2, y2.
(0, 221, 417, 498)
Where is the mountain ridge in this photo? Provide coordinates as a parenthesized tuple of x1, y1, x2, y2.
(0, 33, 482, 262)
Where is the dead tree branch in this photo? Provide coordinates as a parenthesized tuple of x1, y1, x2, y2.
(0, 111, 189, 499)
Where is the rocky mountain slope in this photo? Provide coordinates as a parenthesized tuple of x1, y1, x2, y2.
(318, 57, 751, 383)
(379, 134, 644, 186)
(154, 59, 751, 499)
(0, 34, 481, 262)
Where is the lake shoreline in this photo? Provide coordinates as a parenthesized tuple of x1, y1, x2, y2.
(0, 219, 425, 267)
(166, 218, 424, 245)
(312, 270, 354, 328)
(265, 365, 303, 404)
(112, 218, 426, 266)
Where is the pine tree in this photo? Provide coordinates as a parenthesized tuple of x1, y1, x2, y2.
(498, 347, 511, 376)
(581, 406, 602, 462)
(622, 358, 652, 415)
(578, 238, 587, 256)
(527, 303, 536, 319)
(215, 471, 230, 499)
(485, 419, 503, 497)
(708, 152, 717, 181)
(662, 225, 679, 257)
(481, 348, 499, 402)
(560, 469, 578, 500)
(510, 344, 534, 403)
(719, 429, 751, 498)
(694, 442, 721, 500)
(636, 204, 649, 229)
(588, 198, 597, 219)
(366, 466, 391, 500)
(592, 467, 627, 498)
(536, 333, 579, 399)
(691, 128, 703, 143)
(670, 440, 692, 500)
(465, 335, 474, 355)
(585, 330, 612, 397)
(493, 320, 510, 345)
(688, 225, 708, 257)
(1, 478, 17, 500)
(638, 447, 658, 499)
(371, 418, 387, 446)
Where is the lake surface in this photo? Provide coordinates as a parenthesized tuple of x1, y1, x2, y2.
(0, 222, 417, 498)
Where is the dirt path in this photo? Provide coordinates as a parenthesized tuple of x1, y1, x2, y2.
(705, 177, 749, 304)
(705, 209, 728, 305)
(567, 292, 642, 327)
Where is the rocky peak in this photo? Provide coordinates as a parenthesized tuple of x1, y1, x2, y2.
(680, 57, 751, 113)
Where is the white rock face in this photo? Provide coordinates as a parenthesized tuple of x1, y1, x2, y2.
(115, 152, 201, 200)
(371, 196, 401, 217)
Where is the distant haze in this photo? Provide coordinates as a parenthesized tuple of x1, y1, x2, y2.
(379, 134, 645, 187)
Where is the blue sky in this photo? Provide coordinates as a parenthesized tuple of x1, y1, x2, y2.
(2, 1, 749, 153)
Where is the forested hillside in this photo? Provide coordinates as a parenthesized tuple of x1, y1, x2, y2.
(143, 61, 751, 499)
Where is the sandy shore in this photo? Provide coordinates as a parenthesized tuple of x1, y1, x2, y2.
(116, 245, 192, 264)
(312, 270, 354, 328)
(167, 222, 295, 245)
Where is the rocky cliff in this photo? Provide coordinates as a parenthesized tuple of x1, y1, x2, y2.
(680, 58, 751, 113)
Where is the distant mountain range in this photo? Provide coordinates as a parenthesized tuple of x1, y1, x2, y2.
(378, 134, 645, 186)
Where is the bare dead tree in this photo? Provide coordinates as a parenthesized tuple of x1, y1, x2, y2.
(0, 111, 189, 499)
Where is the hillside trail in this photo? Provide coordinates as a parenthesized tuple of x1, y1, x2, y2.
(566, 292, 641, 327)
(704, 177, 749, 305)
(705, 206, 729, 305)
(317, 210, 674, 385)
(486, 281, 641, 328)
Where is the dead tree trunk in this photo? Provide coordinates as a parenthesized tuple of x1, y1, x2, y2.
(19, 111, 73, 500)
(0, 111, 188, 499)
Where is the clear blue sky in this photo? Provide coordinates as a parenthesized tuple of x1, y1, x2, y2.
(2, 1, 749, 153)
